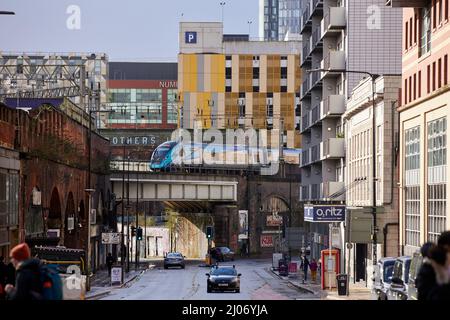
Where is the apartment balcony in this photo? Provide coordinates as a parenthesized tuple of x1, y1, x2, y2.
(322, 7, 346, 36)
(300, 149, 311, 167)
(385, 0, 428, 7)
(321, 50, 345, 76)
(302, 39, 312, 65)
(322, 181, 345, 201)
(301, 4, 312, 32)
(301, 112, 311, 133)
(310, 145, 320, 164)
(320, 94, 345, 120)
(311, 0, 324, 16)
(311, 105, 320, 126)
(300, 185, 310, 201)
(311, 26, 323, 50)
(301, 74, 311, 98)
(320, 138, 345, 160)
(311, 69, 323, 90)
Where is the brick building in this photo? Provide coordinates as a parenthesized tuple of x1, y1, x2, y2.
(0, 98, 113, 272)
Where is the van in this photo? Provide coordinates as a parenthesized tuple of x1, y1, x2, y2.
(387, 256, 412, 300)
(371, 257, 396, 300)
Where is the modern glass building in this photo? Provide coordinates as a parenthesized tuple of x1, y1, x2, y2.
(259, 0, 302, 41)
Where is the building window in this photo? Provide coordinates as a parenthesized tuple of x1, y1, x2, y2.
(405, 126, 421, 247)
(438, 58, 442, 88)
(427, 65, 431, 93)
(405, 21, 409, 50)
(444, 55, 448, 86)
(409, 76, 412, 103)
(405, 78, 408, 104)
(410, 17, 413, 47)
(439, 0, 443, 24)
(414, 13, 418, 43)
(433, 0, 437, 28)
(427, 117, 447, 243)
(433, 61, 436, 91)
(446, 0, 449, 20)
(420, 4, 432, 56)
(414, 74, 417, 100)
(419, 70, 422, 98)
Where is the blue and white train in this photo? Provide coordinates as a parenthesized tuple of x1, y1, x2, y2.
(150, 141, 301, 170)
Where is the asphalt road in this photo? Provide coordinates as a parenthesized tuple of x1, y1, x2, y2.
(101, 258, 317, 300)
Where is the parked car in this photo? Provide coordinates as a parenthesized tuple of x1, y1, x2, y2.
(164, 252, 185, 269)
(387, 256, 412, 300)
(210, 247, 235, 262)
(371, 257, 396, 300)
(206, 265, 241, 293)
(407, 250, 423, 300)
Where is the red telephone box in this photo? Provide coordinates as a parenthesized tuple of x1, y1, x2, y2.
(321, 249, 340, 290)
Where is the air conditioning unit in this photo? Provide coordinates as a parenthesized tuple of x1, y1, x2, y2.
(47, 229, 60, 238)
(67, 217, 75, 231)
(90, 209, 97, 225)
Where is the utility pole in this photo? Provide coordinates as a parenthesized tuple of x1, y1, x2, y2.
(135, 156, 140, 271)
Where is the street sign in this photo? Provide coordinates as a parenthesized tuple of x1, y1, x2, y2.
(304, 205, 346, 222)
(266, 214, 283, 226)
(101, 232, 121, 244)
(111, 266, 122, 286)
(238, 210, 249, 240)
(260, 235, 274, 247)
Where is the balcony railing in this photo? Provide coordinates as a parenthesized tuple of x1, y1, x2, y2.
(301, 4, 312, 31)
(301, 112, 311, 132)
(300, 185, 310, 201)
(320, 94, 345, 119)
(301, 149, 311, 167)
(321, 138, 345, 159)
(322, 50, 345, 72)
(301, 76, 311, 97)
(311, 0, 324, 15)
(323, 7, 346, 35)
(311, 145, 320, 163)
(311, 184, 321, 200)
(311, 69, 322, 87)
(311, 105, 320, 125)
(312, 26, 323, 47)
(302, 39, 311, 64)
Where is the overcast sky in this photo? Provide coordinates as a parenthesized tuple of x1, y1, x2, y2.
(0, 0, 259, 61)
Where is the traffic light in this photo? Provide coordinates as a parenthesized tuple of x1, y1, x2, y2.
(206, 226, 214, 239)
(131, 226, 136, 237)
(136, 227, 143, 241)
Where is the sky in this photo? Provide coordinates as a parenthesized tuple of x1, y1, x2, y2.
(0, 0, 259, 61)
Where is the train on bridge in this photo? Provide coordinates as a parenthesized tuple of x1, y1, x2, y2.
(150, 141, 301, 171)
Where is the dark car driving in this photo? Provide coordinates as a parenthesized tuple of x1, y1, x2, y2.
(210, 247, 235, 262)
(164, 252, 185, 269)
(206, 265, 241, 293)
(372, 257, 396, 300)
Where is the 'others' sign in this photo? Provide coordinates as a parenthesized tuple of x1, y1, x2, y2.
(304, 206, 346, 223)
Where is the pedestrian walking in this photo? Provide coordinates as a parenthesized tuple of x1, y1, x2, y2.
(427, 231, 450, 300)
(303, 256, 310, 282)
(416, 242, 437, 300)
(0, 256, 6, 300)
(5, 261, 15, 285)
(106, 253, 115, 276)
(310, 258, 318, 283)
(4, 243, 43, 300)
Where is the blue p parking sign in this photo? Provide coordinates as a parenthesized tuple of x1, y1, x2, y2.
(185, 31, 197, 44)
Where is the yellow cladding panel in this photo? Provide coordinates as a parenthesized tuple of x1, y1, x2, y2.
(198, 92, 212, 129)
(178, 55, 184, 92)
(211, 55, 225, 93)
(182, 54, 197, 92)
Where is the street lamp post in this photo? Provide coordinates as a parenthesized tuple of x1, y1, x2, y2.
(307, 68, 379, 287)
(85, 86, 115, 291)
(247, 20, 252, 37)
(219, 2, 226, 24)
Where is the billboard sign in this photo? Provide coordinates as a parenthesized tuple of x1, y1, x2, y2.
(102, 232, 121, 244)
(266, 214, 283, 226)
(238, 210, 248, 240)
(304, 205, 346, 222)
(260, 235, 274, 248)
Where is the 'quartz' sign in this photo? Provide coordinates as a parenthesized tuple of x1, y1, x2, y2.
(304, 205, 346, 223)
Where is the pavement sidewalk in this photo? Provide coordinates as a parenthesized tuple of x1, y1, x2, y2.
(86, 263, 155, 300)
(269, 268, 371, 300)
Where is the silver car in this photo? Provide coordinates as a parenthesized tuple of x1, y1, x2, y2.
(164, 252, 186, 269)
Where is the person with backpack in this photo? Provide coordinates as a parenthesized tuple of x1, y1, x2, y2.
(4, 243, 63, 300)
(303, 256, 310, 282)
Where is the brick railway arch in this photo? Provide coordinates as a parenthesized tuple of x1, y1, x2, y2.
(48, 187, 62, 242)
(64, 192, 77, 248)
(260, 194, 290, 214)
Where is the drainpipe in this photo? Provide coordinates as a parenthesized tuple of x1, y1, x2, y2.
(383, 222, 399, 257)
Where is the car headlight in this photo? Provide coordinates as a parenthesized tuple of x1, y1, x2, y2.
(231, 278, 239, 283)
(209, 278, 216, 283)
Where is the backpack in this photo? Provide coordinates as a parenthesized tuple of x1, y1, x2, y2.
(39, 264, 63, 300)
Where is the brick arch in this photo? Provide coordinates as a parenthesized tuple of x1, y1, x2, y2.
(260, 194, 290, 214)
(64, 192, 77, 248)
(48, 187, 62, 229)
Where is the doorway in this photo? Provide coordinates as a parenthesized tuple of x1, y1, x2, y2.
(355, 243, 367, 282)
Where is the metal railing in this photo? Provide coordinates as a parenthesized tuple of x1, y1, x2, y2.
(311, 105, 320, 124)
(312, 26, 322, 46)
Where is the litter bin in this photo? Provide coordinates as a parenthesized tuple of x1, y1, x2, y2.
(336, 274, 348, 296)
